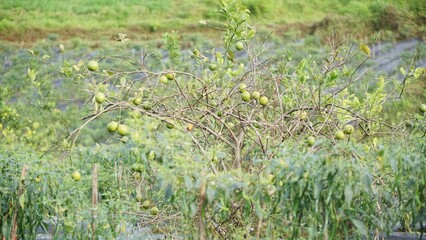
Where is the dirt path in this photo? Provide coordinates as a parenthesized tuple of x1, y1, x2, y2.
(370, 38, 425, 75)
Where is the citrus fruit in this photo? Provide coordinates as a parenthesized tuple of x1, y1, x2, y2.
(142, 102, 152, 110)
(117, 124, 129, 136)
(419, 104, 426, 113)
(87, 60, 99, 71)
(142, 200, 150, 209)
(251, 91, 260, 99)
(241, 91, 251, 102)
(166, 121, 175, 129)
(335, 130, 345, 140)
(95, 92, 106, 104)
(150, 206, 159, 215)
(72, 171, 81, 181)
(121, 136, 129, 143)
(235, 41, 244, 51)
(160, 75, 168, 84)
(165, 73, 175, 80)
(133, 97, 142, 105)
(238, 83, 247, 93)
(343, 124, 354, 135)
(259, 96, 268, 106)
(107, 121, 119, 132)
(306, 136, 315, 146)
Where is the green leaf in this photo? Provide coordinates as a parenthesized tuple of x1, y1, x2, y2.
(59, 44, 64, 52)
(206, 187, 216, 202)
(19, 193, 25, 209)
(297, 59, 307, 71)
(360, 44, 370, 56)
(247, 29, 256, 39)
(344, 185, 353, 206)
(314, 180, 322, 200)
(164, 182, 173, 201)
(351, 218, 368, 236)
(399, 67, 406, 76)
(26, 49, 39, 55)
(363, 173, 372, 192)
(27, 68, 38, 81)
(184, 176, 193, 189)
(413, 67, 425, 79)
(227, 50, 235, 62)
(389, 157, 397, 172)
(242, 190, 251, 201)
(254, 201, 266, 219)
(42, 55, 50, 61)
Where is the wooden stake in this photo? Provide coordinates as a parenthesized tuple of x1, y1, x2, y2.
(198, 172, 206, 240)
(10, 164, 28, 240)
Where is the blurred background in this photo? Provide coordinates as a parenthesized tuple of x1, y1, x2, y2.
(1, 0, 425, 44)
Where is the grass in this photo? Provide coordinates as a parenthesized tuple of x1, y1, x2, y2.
(0, 0, 424, 44)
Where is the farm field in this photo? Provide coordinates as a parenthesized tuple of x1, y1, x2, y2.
(1, 0, 426, 239)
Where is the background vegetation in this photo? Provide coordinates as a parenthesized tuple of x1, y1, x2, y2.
(1, 0, 425, 43)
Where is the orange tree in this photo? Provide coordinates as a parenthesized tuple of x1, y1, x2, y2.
(22, 0, 426, 238)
